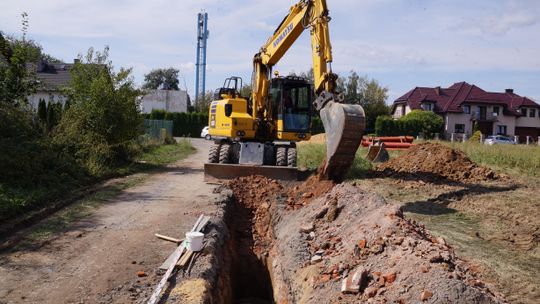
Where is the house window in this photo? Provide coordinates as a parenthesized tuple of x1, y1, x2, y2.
(463, 105, 470, 114)
(496, 125, 507, 135)
(530, 109, 536, 118)
(422, 103, 433, 111)
(455, 124, 465, 133)
(521, 108, 527, 116)
(493, 106, 500, 116)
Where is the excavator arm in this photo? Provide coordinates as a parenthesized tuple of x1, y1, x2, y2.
(252, 0, 366, 181)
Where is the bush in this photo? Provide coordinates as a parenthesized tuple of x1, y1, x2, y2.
(0, 103, 85, 220)
(375, 110, 443, 138)
(469, 130, 482, 142)
(400, 110, 443, 138)
(53, 47, 143, 176)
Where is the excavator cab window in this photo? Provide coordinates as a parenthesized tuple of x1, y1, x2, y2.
(271, 78, 311, 132)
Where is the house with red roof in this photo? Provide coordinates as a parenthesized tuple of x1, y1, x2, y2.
(391, 82, 540, 142)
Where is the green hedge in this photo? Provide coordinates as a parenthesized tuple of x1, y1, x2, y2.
(146, 110, 209, 137)
(375, 111, 443, 138)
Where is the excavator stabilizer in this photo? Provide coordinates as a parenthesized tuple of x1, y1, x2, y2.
(204, 163, 298, 183)
(319, 100, 366, 182)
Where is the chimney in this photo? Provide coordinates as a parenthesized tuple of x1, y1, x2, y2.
(74, 58, 81, 64)
(505, 88, 514, 94)
(435, 86, 441, 96)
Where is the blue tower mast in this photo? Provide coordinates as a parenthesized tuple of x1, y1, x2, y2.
(195, 12, 209, 107)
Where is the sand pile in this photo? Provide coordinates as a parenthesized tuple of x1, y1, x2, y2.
(376, 143, 499, 182)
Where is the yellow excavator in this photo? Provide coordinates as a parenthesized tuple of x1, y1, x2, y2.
(204, 0, 365, 182)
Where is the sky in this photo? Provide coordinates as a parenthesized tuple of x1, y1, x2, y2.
(1, 0, 539, 103)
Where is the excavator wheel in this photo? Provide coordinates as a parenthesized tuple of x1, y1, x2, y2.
(276, 146, 287, 166)
(208, 143, 220, 163)
(219, 143, 232, 164)
(319, 100, 366, 182)
(287, 147, 297, 167)
(230, 143, 241, 164)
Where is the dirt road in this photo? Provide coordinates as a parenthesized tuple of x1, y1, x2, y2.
(0, 139, 218, 304)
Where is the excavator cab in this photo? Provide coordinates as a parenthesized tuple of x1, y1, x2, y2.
(270, 77, 312, 141)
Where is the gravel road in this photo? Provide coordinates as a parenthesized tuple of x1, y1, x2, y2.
(0, 139, 218, 304)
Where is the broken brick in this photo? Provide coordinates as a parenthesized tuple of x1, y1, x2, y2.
(383, 272, 397, 284)
(136, 271, 147, 278)
(420, 290, 433, 301)
(300, 222, 315, 233)
(364, 287, 378, 298)
(340, 267, 368, 294)
(358, 239, 367, 249)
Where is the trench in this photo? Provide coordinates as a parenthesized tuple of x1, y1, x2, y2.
(222, 193, 277, 304)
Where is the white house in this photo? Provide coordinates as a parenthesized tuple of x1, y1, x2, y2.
(28, 61, 75, 109)
(140, 89, 189, 113)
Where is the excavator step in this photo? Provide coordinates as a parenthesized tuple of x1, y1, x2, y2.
(204, 163, 298, 183)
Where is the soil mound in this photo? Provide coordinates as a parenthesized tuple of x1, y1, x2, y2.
(376, 143, 498, 182)
(272, 184, 504, 303)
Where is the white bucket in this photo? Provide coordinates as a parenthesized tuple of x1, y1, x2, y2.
(185, 232, 204, 252)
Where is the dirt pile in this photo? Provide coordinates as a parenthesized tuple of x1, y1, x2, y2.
(272, 183, 504, 303)
(376, 143, 499, 182)
(224, 175, 503, 303)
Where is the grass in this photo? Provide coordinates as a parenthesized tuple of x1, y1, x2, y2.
(299, 139, 540, 180)
(297, 143, 402, 179)
(0, 139, 195, 223)
(137, 138, 195, 166)
(440, 141, 540, 178)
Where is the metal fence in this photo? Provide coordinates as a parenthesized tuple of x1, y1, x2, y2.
(144, 119, 173, 140)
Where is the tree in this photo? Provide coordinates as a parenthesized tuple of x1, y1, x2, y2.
(142, 68, 180, 90)
(54, 47, 143, 175)
(0, 32, 39, 105)
(194, 91, 213, 113)
(336, 71, 390, 133)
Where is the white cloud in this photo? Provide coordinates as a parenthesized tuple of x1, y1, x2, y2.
(0, 0, 538, 100)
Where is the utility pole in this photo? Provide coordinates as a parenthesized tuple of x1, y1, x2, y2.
(195, 11, 209, 109)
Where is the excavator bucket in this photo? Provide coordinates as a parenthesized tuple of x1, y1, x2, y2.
(319, 99, 366, 182)
(366, 142, 390, 163)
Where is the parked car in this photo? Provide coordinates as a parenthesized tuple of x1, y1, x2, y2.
(201, 126, 211, 140)
(484, 135, 516, 145)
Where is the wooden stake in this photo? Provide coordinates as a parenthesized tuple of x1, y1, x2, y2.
(154, 234, 182, 244)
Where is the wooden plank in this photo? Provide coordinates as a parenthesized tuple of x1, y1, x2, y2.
(148, 215, 205, 304)
(159, 215, 206, 270)
(195, 216, 211, 232)
(147, 242, 187, 304)
(177, 250, 193, 267)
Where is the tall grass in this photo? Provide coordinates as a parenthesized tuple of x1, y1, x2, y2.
(298, 139, 540, 180)
(297, 143, 373, 179)
(440, 141, 540, 178)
